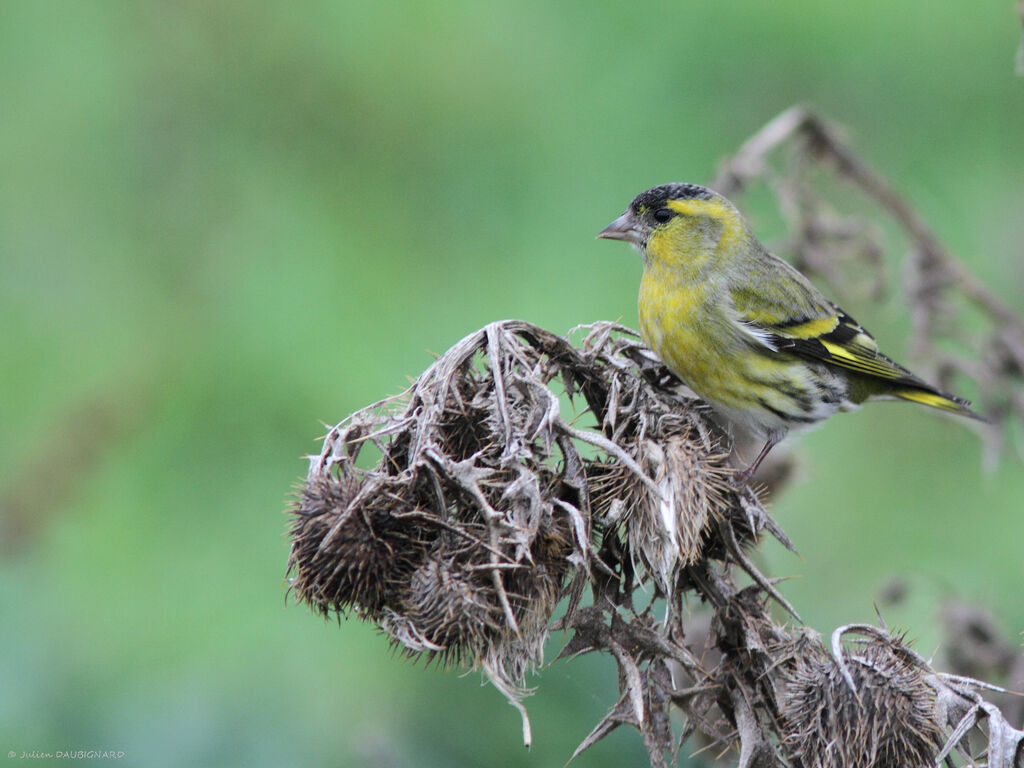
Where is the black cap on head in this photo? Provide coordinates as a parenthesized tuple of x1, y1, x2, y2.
(630, 183, 713, 213)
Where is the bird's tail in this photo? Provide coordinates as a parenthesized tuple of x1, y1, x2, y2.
(892, 386, 987, 422)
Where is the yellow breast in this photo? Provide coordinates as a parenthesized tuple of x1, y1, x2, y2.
(638, 264, 753, 409)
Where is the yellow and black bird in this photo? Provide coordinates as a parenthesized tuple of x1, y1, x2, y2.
(598, 182, 983, 484)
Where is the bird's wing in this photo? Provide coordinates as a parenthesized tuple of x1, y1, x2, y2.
(757, 307, 985, 417)
(761, 310, 925, 387)
(728, 252, 982, 418)
(728, 255, 924, 387)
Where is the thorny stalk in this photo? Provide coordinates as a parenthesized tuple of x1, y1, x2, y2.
(287, 108, 1024, 766)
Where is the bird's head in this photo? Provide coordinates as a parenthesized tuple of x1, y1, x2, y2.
(598, 183, 745, 270)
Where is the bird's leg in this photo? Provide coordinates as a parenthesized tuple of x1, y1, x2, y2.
(731, 434, 780, 487)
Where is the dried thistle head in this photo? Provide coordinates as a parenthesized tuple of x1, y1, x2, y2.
(589, 413, 735, 593)
(780, 633, 943, 768)
(287, 471, 428, 619)
(382, 502, 572, 672)
(385, 554, 506, 664)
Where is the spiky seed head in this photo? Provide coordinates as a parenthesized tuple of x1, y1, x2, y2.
(589, 416, 733, 592)
(287, 473, 397, 617)
(393, 556, 505, 663)
(780, 638, 943, 768)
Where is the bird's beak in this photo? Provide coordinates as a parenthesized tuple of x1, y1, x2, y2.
(597, 210, 644, 245)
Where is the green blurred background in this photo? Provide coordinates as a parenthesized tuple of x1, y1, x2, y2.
(2, 1, 1022, 766)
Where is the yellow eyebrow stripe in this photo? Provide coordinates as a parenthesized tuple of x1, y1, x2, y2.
(666, 199, 730, 219)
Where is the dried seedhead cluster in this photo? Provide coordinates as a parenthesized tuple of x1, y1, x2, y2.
(287, 108, 1024, 766)
(287, 320, 778, 744)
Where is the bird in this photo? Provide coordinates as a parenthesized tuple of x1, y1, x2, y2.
(597, 182, 984, 485)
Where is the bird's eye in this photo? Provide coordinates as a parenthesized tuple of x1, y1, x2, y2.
(653, 207, 672, 223)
